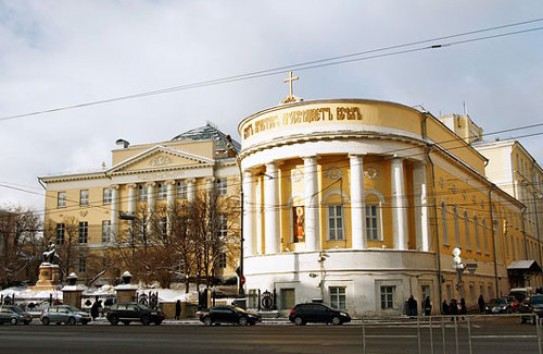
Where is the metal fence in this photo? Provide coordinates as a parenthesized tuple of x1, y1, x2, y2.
(360, 314, 542, 354)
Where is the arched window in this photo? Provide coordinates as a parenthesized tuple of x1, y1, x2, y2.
(482, 219, 489, 255)
(453, 206, 460, 247)
(464, 211, 471, 251)
(441, 202, 449, 245)
(365, 192, 383, 241)
(474, 216, 481, 252)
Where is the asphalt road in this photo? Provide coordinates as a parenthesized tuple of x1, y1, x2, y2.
(0, 317, 541, 354)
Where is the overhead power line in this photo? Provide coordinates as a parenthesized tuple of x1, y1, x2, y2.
(1, 19, 542, 123)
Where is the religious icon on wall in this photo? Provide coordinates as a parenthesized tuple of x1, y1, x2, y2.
(293, 206, 305, 243)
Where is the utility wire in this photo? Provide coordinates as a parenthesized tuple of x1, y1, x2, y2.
(1, 19, 542, 123)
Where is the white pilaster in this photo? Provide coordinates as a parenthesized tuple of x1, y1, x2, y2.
(243, 171, 254, 257)
(304, 156, 318, 252)
(391, 158, 408, 250)
(166, 180, 176, 236)
(255, 177, 263, 255)
(127, 184, 137, 214)
(264, 162, 279, 254)
(146, 182, 155, 234)
(414, 163, 430, 252)
(349, 154, 366, 249)
(110, 185, 119, 242)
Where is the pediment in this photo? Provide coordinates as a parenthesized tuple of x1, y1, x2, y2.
(108, 146, 213, 174)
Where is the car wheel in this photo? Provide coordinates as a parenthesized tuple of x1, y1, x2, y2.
(331, 316, 342, 325)
(10, 318, 18, 326)
(42, 317, 50, 326)
(67, 317, 76, 326)
(109, 316, 119, 326)
(141, 316, 151, 326)
(239, 317, 248, 326)
(294, 316, 305, 326)
(203, 317, 213, 326)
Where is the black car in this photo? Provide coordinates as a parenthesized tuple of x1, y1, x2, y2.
(289, 303, 351, 325)
(198, 305, 261, 326)
(0, 305, 33, 325)
(106, 303, 165, 325)
(520, 294, 543, 324)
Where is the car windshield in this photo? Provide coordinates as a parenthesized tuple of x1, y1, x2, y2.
(65, 306, 80, 312)
(531, 296, 543, 305)
(496, 299, 507, 305)
(11, 307, 24, 314)
(137, 304, 151, 311)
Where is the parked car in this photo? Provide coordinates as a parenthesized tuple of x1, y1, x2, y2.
(25, 302, 50, 318)
(486, 298, 513, 314)
(520, 294, 543, 324)
(288, 303, 351, 325)
(197, 305, 261, 326)
(106, 303, 165, 325)
(41, 305, 91, 325)
(0, 305, 33, 325)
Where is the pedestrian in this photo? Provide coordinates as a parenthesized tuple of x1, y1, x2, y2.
(460, 298, 467, 320)
(90, 300, 101, 320)
(424, 296, 432, 316)
(407, 295, 418, 318)
(442, 300, 450, 315)
(478, 294, 486, 313)
(449, 299, 458, 321)
(175, 299, 181, 320)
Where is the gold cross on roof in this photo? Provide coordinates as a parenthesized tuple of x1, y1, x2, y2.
(283, 71, 299, 98)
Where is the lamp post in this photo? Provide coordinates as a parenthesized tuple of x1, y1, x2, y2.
(452, 247, 464, 299)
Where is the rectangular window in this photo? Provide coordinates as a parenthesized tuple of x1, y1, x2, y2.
(57, 192, 66, 208)
(217, 178, 227, 195)
(157, 183, 167, 200)
(80, 190, 89, 206)
(102, 220, 111, 243)
(78, 257, 86, 273)
(218, 253, 227, 269)
(103, 188, 112, 205)
(366, 205, 379, 240)
(55, 223, 65, 244)
(158, 217, 167, 238)
(138, 185, 147, 201)
(177, 181, 187, 199)
(248, 289, 258, 309)
(217, 214, 227, 238)
(328, 206, 344, 241)
(78, 221, 88, 244)
(380, 286, 395, 309)
(330, 287, 346, 309)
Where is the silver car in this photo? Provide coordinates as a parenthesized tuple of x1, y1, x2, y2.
(0, 305, 33, 325)
(41, 305, 91, 325)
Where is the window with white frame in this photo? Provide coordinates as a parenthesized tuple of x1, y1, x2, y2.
(217, 214, 227, 237)
(158, 217, 167, 238)
(366, 205, 380, 240)
(453, 206, 460, 247)
(157, 183, 167, 200)
(57, 191, 66, 208)
(328, 205, 344, 241)
(217, 178, 227, 195)
(138, 184, 147, 201)
(330, 287, 346, 309)
(102, 220, 111, 243)
(78, 257, 86, 273)
(80, 190, 89, 206)
(380, 286, 395, 309)
(78, 221, 88, 244)
(177, 181, 187, 199)
(103, 188, 112, 205)
(474, 216, 481, 252)
(482, 219, 489, 255)
(56, 223, 65, 244)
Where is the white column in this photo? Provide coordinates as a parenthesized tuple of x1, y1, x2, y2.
(414, 162, 430, 252)
(304, 156, 318, 252)
(166, 180, 176, 236)
(127, 184, 136, 215)
(264, 162, 279, 254)
(391, 158, 408, 250)
(349, 155, 366, 249)
(187, 179, 196, 203)
(255, 177, 263, 255)
(243, 170, 254, 257)
(146, 182, 155, 234)
(110, 185, 119, 242)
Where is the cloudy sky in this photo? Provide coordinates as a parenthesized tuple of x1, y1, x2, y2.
(1, 0, 542, 213)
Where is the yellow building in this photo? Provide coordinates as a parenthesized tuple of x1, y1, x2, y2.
(239, 95, 536, 316)
(38, 124, 241, 287)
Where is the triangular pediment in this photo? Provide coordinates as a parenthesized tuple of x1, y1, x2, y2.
(108, 146, 214, 174)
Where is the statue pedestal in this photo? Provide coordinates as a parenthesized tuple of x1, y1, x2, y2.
(115, 284, 138, 303)
(30, 263, 62, 291)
